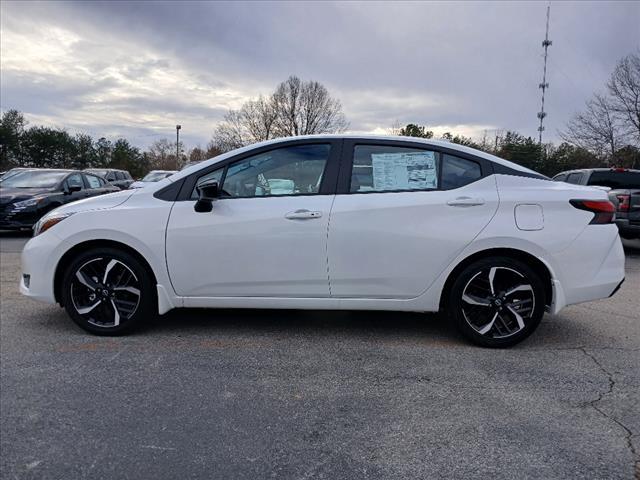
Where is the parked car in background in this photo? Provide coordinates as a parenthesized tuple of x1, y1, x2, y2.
(84, 168, 134, 190)
(0, 167, 30, 181)
(181, 161, 203, 170)
(553, 168, 640, 239)
(20, 136, 624, 347)
(0, 169, 119, 230)
(129, 170, 177, 189)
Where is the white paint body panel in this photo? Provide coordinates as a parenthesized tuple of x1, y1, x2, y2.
(166, 195, 334, 297)
(19, 136, 625, 321)
(328, 176, 499, 298)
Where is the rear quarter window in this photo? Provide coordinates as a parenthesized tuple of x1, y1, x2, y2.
(441, 154, 482, 189)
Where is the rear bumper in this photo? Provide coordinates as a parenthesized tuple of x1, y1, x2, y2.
(550, 227, 625, 314)
(615, 218, 640, 239)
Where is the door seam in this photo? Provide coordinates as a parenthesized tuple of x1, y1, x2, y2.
(326, 195, 337, 296)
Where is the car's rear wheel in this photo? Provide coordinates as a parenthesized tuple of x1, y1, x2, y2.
(61, 248, 155, 335)
(448, 257, 545, 347)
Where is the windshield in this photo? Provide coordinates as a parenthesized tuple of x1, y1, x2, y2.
(0, 170, 67, 188)
(588, 171, 640, 189)
(86, 169, 108, 178)
(142, 171, 173, 182)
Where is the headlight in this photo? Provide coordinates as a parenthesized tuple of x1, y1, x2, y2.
(12, 197, 42, 209)
(33, 212, 74, 237)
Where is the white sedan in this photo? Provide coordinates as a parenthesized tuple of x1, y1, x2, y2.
(21, 136, 625, 347)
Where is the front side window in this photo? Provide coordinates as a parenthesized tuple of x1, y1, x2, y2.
(222, 144, 330, 198)
(191, 168, 224, 199)
(441, 154, 482, 189)
(66, 174, 84, 190)
(350, 145, 438, 193)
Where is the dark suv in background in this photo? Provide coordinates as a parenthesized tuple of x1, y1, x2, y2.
(84, 168, 134, 190)
(0, 169, 119, 230)
(553, 168, 640, 239)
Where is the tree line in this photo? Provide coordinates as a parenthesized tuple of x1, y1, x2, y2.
(1, 53, 638, 178)
(0, 110, 222, 178)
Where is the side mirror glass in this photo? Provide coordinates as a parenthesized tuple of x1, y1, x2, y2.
(194, 180, 219, 213)
(64, 184, 81, 195)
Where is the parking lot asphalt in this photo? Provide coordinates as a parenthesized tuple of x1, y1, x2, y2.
(1, 232, 639, 479)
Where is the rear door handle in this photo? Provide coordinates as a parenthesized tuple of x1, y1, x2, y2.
(447, 197, 485, 207)
(285, 209, 322, 220)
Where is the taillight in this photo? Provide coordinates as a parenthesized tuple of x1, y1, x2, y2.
(616, 194, 630, 212)
(570, 199, 616, 224)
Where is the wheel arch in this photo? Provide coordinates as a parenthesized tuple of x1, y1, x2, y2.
(439, 248, 553, 310)
(54, 239, 158, 306)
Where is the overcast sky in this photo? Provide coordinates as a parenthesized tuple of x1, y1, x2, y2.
(1, 1, 639, 149)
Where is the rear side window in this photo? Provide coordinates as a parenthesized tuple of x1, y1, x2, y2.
(566, 172, 584, 184)
(84, 174, 103, 189)
(441, 154, 482, 189)
(587, 171, 640, 189)
(350, 145, 438, 193)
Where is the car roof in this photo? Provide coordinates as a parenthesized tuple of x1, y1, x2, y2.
(171, 134, 540, 181)
(554, 168, 640, 175)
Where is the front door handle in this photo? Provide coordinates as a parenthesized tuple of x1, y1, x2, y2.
(285, 209, 322, 220)
(447, 197, 485, 207)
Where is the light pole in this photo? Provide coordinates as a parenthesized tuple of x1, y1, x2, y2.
(176, 124, 181, 167)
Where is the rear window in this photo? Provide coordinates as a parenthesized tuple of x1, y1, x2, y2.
(587, 171, 640, 189)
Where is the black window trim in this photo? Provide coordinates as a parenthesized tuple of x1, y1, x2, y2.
(335, 138, 492, 195)
(157, 136, 547, 202)
(172, 138, 344, 201)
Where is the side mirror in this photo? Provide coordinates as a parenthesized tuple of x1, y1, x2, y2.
(194, 180, 219, 213)
(64, 185, 82, 195)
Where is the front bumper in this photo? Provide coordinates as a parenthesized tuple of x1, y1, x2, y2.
(0, 208, 41, 230)
(19, 231, 62, 304)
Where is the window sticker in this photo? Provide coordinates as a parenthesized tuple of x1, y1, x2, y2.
(371, 151, 437, 191)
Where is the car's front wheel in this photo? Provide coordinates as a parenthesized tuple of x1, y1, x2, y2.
(448, 257, 545, 347)
(61, 247, 155, 335)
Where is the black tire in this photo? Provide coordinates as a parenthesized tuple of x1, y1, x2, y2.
(61, 247, 156, 335)
(448, 257, 546, 348)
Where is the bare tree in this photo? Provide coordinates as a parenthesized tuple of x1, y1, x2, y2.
(212, 76, 348, 152)
(272, 76, 348, 136)
(607, 51, 640, 142)
(560, 93, 623, 164)
(147, 138, 179, 170)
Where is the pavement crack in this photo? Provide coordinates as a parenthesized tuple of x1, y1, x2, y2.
(579, 346, 639, 476)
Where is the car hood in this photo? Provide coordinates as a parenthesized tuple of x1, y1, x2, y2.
(54, 189, 136, 214)
(0, 187, 55, 206)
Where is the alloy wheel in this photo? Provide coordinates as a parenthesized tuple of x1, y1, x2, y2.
(70, 257, 141, 328)
(460, 266, 535, 339)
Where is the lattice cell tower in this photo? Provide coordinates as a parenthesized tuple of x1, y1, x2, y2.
(537, 4, 552, 144)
